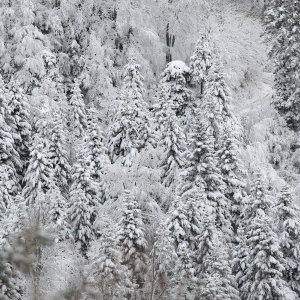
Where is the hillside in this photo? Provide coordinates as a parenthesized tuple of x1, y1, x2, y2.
(0, 0, 300, 299)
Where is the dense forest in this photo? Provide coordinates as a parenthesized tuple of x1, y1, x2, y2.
(0, 0, 300, 299)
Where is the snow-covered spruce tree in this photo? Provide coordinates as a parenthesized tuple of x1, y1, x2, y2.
(0, 112, 20, 215)
(196, 217, 240, 299)
(190, 114, 230, 234)
(107, 58, 153, 166)
(275, 185, 300, 296)
(22, 129, 52, 206)
(234, 172, 269, 293)
(241, 208, 287, 300)
(86, 106, 108, 204)
(236, 172, 287, 299)
(6, 80, 31, 177)
(87, 221, 133, 299)
(48, 112, 70, 195)
(156, 60, 192, 120)
(265, 0, 300, 130)
(45, 183, 70, 242)
(117, 190, 148, 293)
(68, 156, 97, 256)
(201, 62, 232, 147)
(69, 79, 87, 138)
(217, 127, 245, 234)
(189, 35, 213, 95)
(159, 108, 187, 190)
(0, 255, 23, 300)
(167, 195, 203, 299)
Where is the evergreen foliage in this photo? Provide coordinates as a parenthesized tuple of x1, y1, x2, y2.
(107, 58, 153, 166)
(275, 185, 300, 296)
(117, 190, 148, 290)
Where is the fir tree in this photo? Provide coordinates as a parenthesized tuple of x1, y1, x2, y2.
(86, 106, 108, 204)
(48, 112, 70, 195)
(159, 109, 187, 190)
(195, 201, 239, 299)
(0, 257, 23, 300)
(68, 156, 97, 255)
(45, 183, 70, 242)
(275, 185, 300, 296)
(0, 113, 20, 214)
(202, 63, 232, 145)
(107, 58, 153, 166)
(241, 209, 286, 300)
(6, 80, 31, 177)
(117, 190, 148, 291)
(217, 127, 245, 233)
(189, 35, 213, 95)
(87, 221, 133, 299)
(22, 130, 52, 206)
(167, 196, 202, 298)
(156, 60, 192, 119)
(192, 116, 230, 233)
(265, 0, 300, 130)
(69, 79, 87, 138)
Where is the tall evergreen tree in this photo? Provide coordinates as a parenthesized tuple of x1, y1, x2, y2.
(69, 79, 87, 138)
(86, 106, 108, 204)
(48, 112, 70, 195)
(217, 127, 245, 233)
(265, 0, 300, 130)
(241, 208, 287, 300)
(22, 129, 52, 206)
(45, 183, 70, 242)
(117, 190, 148, 292)
(275, 185, 300, 296)
(201, 63, 232, 147)
(87, 220, 133, 299)
(191, 115, 230, 234)
(0, 112, 20, 214)
(156, 60, 192, 120)
(107, 58, 153, 166)
(236, 173, 287, 299)
(159, 108, 187, 190)
(167, 196, 202, 299)
(68, 154, 97, 255)
(6, 80, 31, 177)
(189, 35, 213, 95)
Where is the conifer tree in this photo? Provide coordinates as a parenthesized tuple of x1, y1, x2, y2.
(275, 185, 300, 296)
(88, 221, 133, 299)
(195, 201, 239, 299)
(68, 155, 97, 255)
(45, 183, 70, 242)
(217, 127, 245, 233)
(157, 60, 192, 119)
(265, 0, 300, 130)
(0, 113, 20, 214)
(159, 109, 187, 190)
(117, 190, 148, 292)
(0, 257, 23, 300)
(86, 107, 108, 204)
(48, 112, 70, 195)
(189, 35, 213, 95)
(202, 63, 232, 147)
(192, 116, 230, 233)
(167, 196, 202, 298)
(69, 79, 87, 138)
(241, 209, 286, 299)
(107, 58, 153, 166)
(6, 80, 31, 176)
(22, 130, 52, 206)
